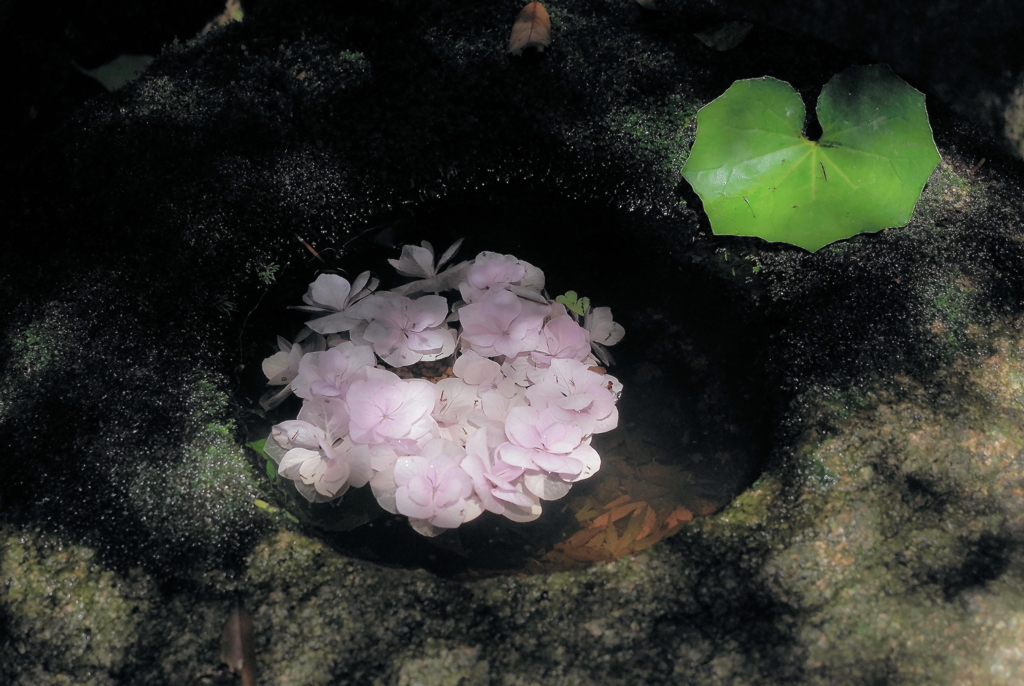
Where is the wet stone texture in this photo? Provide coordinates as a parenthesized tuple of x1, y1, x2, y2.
(672, 0, 1024, 160)
(2, 0, 1024, 684)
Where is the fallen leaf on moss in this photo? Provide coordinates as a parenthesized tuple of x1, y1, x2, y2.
(220, 604, 257, 686)
(509, 1, 551, 55)
(694, 21, 753, 51)
(75, 55, 154, 92)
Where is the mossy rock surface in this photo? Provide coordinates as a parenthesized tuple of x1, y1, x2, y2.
(2, 0, 1024, 684)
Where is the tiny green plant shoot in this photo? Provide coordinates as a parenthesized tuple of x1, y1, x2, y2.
(555, 291, 590, 316)
(681, 64, 941, 252)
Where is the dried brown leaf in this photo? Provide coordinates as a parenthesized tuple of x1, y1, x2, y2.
(508, 1, 551, 55)
(220, 604, 257, 686)
(693, 21, 753, 51)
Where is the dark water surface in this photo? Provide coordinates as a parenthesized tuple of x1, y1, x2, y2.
(240, 184, 774, 576)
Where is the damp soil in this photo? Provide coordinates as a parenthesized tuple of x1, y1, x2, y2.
(237, 184, 775, 576)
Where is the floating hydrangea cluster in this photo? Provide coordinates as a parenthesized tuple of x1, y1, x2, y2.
(260, 240, 625, 537)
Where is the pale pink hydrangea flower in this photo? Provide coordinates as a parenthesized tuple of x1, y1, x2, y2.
(498, 405, 601, 493)
(262, 336, 306, 386)
(459, 290, 548, 358)
(431, 377, 480, 444)
(345, 367, 438, 448)
(530, 314, 592, 366)
(525, 358, 620, 435)
(263, 238, 625, 536)
(585, 306, 625, 346)
(389, 239, 470, 296)
(259, 333, 326, 410)
(367, 443, 402, 512)
(294, 271, 378, 334)
(584, 305, 625, 365)
(265, 397, 373, 502)
(461, 423, 542, 522)
(499, 352, 539, 387)
(459, 252, 546, 303)
(453, 350, 525, 423)
(452, 350, 503, 387)
(347, 292, 455, 367)
(478, 385, 527, 424)
(291, 342, 376, 399)
(392, 438, 479, 537)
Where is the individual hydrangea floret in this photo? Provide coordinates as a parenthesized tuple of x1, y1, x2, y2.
(265, 397, 373, 502)
(291, 342, 376, 399)
(294, 271, 379, 334)
(584, 306, 625, 365)
(348, 292, 455, 366)
(431, 377, 481, 444)
(459, 290, 549, 358)
(346, 368, 438, 448)
(459, 252, 546, 303)
(462, 423, 542, 522)
(498, 405, 600, 483)
(388, 239, 469, 296)
(531, 313, 592, 366)
(260, 239, 624, 537)
(391, 438, 479, 537)
(259, 333, 327, 410)
(525, 358, 620, 436)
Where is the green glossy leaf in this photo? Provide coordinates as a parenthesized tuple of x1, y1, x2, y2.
(682, 65, 941, 251)
(246, 439, 277, 478)
(246, 438, 268, 458)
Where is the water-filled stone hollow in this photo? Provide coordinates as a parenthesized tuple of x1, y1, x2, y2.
(239, 183, 775, 576)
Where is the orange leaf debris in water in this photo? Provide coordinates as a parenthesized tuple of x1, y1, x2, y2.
(508, 1, 551, 55)
(560, 526, 606, 550)
(573, 497, 602, 523)
(590, 500, 646, 528)
(636, 505, 659, 540)
(663, 505, 694, 529)
(693, 499, 719, 516)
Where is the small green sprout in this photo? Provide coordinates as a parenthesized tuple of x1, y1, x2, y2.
(256, 261, 280, 285)
(555, 291, 590, 316)
(214, 297, 237, 314)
